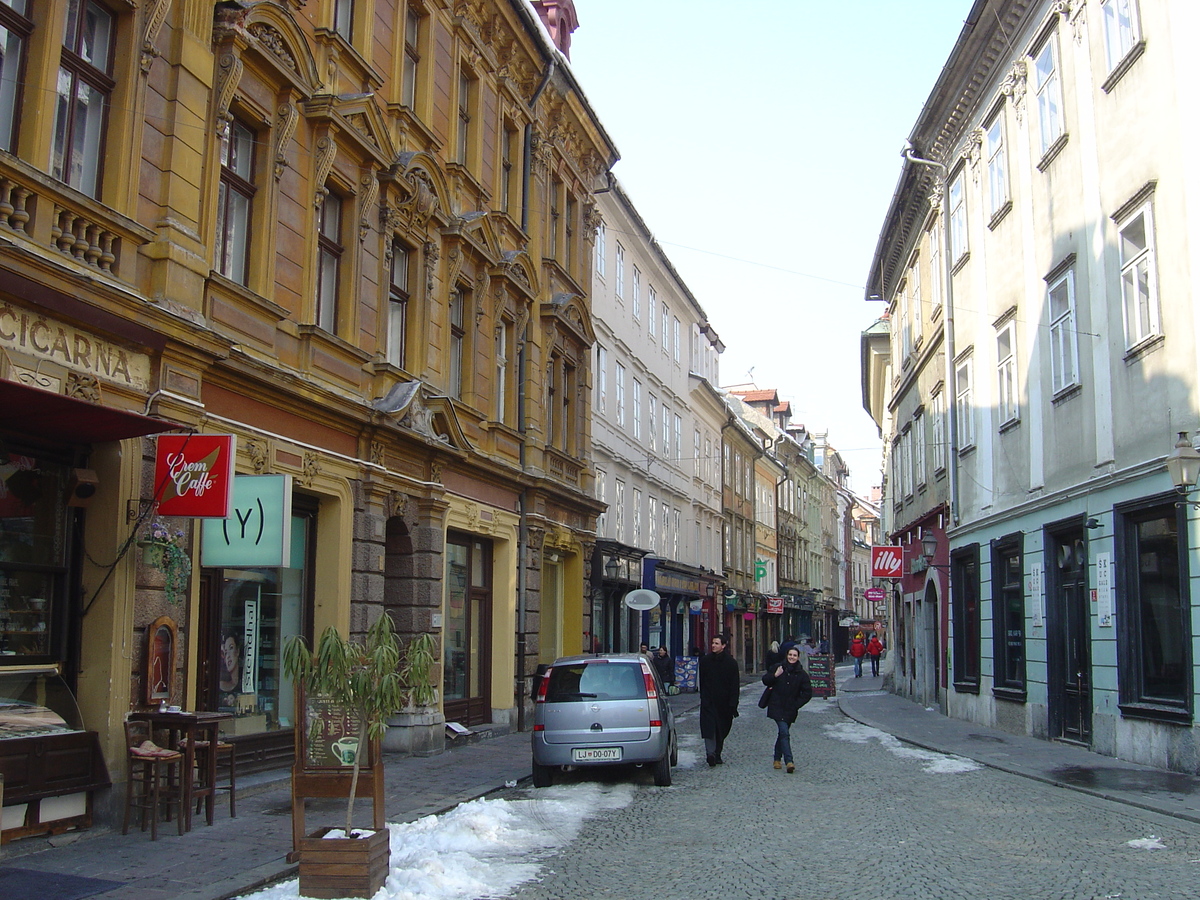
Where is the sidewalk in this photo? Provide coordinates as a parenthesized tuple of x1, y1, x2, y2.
(836, 667, 1200, 826)
(8, 671, 1200, 899)
(1, 688, 706, 900)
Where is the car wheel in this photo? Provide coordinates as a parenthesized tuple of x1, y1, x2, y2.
(531, 761, 553, 788)
(653, 751, 672, 786)
(669, 733, 678, 767)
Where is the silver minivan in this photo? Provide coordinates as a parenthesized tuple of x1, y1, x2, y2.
(531, 653, 677, 787)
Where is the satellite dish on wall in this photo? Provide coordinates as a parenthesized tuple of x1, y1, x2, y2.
(624, 589, 661, 611)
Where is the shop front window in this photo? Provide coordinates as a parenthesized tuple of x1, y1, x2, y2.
(214, 514, 308, 737)
(1, 452, 69, 662)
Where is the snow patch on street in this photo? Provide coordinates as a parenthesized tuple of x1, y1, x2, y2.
(824, 722, 982, 774)
(1127, 835, 1166, 850)
(241, 783, 635, 900)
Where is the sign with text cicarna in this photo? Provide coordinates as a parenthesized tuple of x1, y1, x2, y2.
(871, 545, 904, 579)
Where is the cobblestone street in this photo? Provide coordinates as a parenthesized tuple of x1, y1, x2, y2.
(502, 688, 1200, 900)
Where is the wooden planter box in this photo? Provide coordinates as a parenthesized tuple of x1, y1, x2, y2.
(297, 826, 390, 899)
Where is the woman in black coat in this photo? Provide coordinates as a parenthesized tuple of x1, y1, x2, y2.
(762, 646, 813, 773)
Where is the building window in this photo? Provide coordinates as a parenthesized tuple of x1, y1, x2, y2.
(913, 410, 926, 487)
(632, 378, 641, 440)
(388, 241, 410, 369)
(673, 317, 680, 362)
(495, 320, 511, 424)
(929, 220, 942, 313)
(1116, 500, 1190, 719)
(949, 168, 967, 262)
(456, 68, 474, 166)
(0, 1, 30, 153)
(1034, 35, 1064, 156)
(931, 391, 946, 472)
(952, 544, 981, 691)
(216, 120, 255, 285)
(661, 503, 670, 557)
(955, 356, 975, 449)
(992, 536, 1026, 697)
(614, 362, 625, 428)
(631, 488, 642, 544)
(614, 243, 624, 298)
(694, 429, 701, 478)
(565, 194, 575, 275)
(648, 497, 658, 554)
(614, 480, 625, 542)
(900, 428, 912, 498)
(595, 469, 606, 534)
(316, 190, 343, 333)
(596, 346, 607, 415)
(648, 394, 657, 451)
(450, 288, 465, 399)
(661, 404, 670, 458)
(334, 0, 354, 41)
(985, 112, 1008, 218)
(632, 266, 641, 320)
(595, 223, 606, 278)
(53, 0, 115, 198)
(402, 7, 421, 107)
(673, 414, 681, 463)
(1048, 267, 1078, 393)
(647, 286, 656, 336)
(661, 302, 669, 350)
(909, 260, 922, 346)
(549, 178, 560, 261)
(1118, 202, 1160, 349)
(997, 322, 1018, 426)
(501, 121, 518, 216)
(1101, 0, 1140, 73)
(672, 508, 680, 559)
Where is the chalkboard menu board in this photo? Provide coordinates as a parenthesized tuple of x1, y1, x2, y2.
(302, 694, 366, 768)
(808, 654, 835, 698)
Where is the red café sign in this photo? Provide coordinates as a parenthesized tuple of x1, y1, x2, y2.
(766, 596, 784, 614)
(153, 434, 235, 517)
(870, 545, 904, 579)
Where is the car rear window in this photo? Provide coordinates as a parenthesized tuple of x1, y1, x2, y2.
(545, 663, 645, 701)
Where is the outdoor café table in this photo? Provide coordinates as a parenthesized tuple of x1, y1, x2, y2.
(129, 710, 232, 831)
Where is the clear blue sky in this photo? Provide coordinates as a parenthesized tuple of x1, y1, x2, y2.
(566, 0, 973, 492)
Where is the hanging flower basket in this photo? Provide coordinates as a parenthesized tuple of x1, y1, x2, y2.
(140, 522, 192, 605)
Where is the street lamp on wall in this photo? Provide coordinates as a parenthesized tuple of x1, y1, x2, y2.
(919, 529, 951, 570)
(604, 555, 619, 579)
(1166, 431, 1200, 507)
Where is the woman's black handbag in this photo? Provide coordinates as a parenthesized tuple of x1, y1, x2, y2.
(758, 686, 772, 708)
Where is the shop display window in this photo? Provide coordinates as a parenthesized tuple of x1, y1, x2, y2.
(0, 665, 83, 741)
(1, 453, 68, 662)
(215, 516, 307, 737)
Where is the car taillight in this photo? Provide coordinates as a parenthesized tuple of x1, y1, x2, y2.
(535, 668, 551, 703)
(533, 723, 545, 731)
(640, 662, 658, 700)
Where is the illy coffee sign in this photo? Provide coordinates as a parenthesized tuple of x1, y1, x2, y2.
(871, 545, 904, 579)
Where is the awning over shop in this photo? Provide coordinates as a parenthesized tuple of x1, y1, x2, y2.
(0, 379, 178, 444)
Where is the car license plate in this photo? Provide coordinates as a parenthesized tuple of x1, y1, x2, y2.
(572, 746, 621, 762)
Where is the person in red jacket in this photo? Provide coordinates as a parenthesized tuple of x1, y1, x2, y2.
(849, 631, 867, 678)
(866, 633, 885, 677)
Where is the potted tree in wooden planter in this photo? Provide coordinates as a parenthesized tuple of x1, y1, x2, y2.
(384, 633, 445, 756)
(283, 613, 403, 899)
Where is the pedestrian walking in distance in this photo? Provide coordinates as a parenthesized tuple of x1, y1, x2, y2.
(763, 640, 783, 672)
(849, 631, 867, 678)
(762, 646, 812, 773)
(699, 634, 740, 766)
(653, 645, 674, 690)
(866, 633, 884, 677)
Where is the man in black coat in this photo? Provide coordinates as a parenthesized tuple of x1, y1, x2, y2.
(698, 634, 741, 766)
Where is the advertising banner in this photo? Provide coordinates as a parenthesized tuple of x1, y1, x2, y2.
(154, 434, 236, 517)
(201, 474, 292, 567)
(870, 545, 904, 579)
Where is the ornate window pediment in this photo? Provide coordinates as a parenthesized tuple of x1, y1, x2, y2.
(303, 92, 394, 169)
(540, 292, 594, 347)
(372, 380, 472, 452)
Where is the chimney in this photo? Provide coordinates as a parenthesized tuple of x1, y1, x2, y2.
(531, 0, 579, 59)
